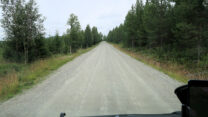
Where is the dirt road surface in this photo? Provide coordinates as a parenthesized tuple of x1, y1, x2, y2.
(0, 42, 182, 117)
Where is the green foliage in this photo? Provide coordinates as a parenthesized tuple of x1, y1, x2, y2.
(1, 1, 103, 62)
(124, 5, 138, 48)
(34, 37, 50, 59)
(0, 45, 97, 101)
(84, 25, 93, 48)
(0, 0, 103, 100)
(107, 0, 208, 68)
(143, 0, 171, 50)
(92, 27, 98, 45)
(78, 31, 85, 49)
(65, 14, 102, 53)
(1, 0, 48, 63)
(54, 32, 64, 54)
(0, 63, 24, 78)
(66, 14, 81, 53)
(107, 24, 127, 44)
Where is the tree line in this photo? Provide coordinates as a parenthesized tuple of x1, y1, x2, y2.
(1, 0, 102, 64)
(106, 0, 208, 68)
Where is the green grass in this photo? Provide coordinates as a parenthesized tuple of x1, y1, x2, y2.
(111, 43, 188, 83)
(0, 45, 96, 102)
(0, 63, 24, 78)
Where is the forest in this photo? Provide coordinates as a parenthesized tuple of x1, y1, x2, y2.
(106, 0, 208, 71)
(0, 0, 102, 64)
(0, 0, 103, 99)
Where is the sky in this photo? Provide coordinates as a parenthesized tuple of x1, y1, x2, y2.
(0, 0, 136, 39)
(37, 0, 136, 36)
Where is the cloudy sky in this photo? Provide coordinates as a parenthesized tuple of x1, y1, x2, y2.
(36, 0, 136, 36)
(0, 0, 136, 38)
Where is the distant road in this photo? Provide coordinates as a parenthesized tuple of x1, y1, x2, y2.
(0, 42, 182, 117)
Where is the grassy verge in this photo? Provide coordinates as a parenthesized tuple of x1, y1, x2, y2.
(111, 43, 196, 83)
(0, 46, 96, 102)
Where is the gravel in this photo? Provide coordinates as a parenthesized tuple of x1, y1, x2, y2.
(0, 42, 183, 117)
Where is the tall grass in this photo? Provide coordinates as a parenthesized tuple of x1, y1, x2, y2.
(0, 46, 96, 101)
(0, 73, 19, 98)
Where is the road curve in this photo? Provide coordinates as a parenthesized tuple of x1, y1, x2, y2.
(0, 42, 182, 117)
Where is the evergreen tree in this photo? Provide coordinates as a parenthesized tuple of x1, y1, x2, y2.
(124, 6, 137, 48)
(92, 27, 99, 45)
(107, 0, 208, 67)
(54, 32, 64, 54)
(84, 25, 92, 48)
(79, 30, 85, 49)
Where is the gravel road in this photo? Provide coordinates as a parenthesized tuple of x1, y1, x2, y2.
(0, 42, 182, 117)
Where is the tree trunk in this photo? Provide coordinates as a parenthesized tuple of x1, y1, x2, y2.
(16, 38, 18, 54)
(197, 44, 200, 64)
(23, 41, 28, 64)
(70, 45, 72, 54)
(131, 38, 134, 48)
(197, 24, 202, 65)
(160, 33, 163, 51)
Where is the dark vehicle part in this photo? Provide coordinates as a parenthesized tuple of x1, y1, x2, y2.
(60, 113, 66, 117)
(60, 112, 181, 117)
(175, 80, 208, 117)
(88, 112, 181, 117)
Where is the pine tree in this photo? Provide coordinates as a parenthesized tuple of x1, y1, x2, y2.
(124, 6, 137, 48)
(84, 25, 92, 48)
(54, 32, 64, 54)
(92, 27, 99, 45)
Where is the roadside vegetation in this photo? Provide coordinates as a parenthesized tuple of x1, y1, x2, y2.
(106, 0, 208, 82)
(0, 0, 102, 101)
(112, 43, 188, 83)
(0, 46, 96, 101)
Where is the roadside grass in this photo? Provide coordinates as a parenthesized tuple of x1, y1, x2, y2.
(111, 43, 191, 83)
(0, 46, 96, 102)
